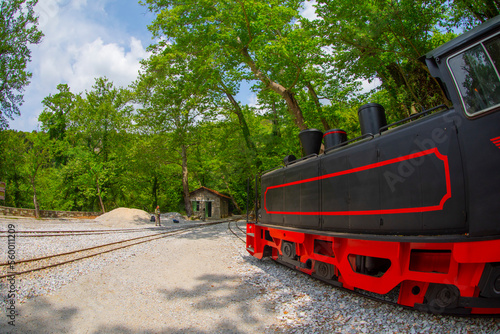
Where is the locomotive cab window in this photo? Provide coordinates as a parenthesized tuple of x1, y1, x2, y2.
(448, 34, 500, 116)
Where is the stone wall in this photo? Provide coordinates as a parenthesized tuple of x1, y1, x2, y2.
(190, 189, 229, 219)
(191, 190, 221, 219)
(0, 206, 101, 219)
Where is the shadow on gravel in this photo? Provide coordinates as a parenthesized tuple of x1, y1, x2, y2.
(0, 221, 270, 333)
(90, 325, 249, 334)
(170, 223, 235, 241)
(91, 222, 272, 334)
(156, 271, 271, 332)
(159, 273, 263, 316)
(0, 297, 78, 334)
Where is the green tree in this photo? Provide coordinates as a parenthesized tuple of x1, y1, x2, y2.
(39, 84, 75, 141)
(0, 0, 43, 128)
(121, 132, 172, 212)
(22, 131, 55, 218)
(146, 38, 259, 158)
(0, 130, 30, 207)
(135, 53, 217, 217)
(451, 0, 500, 27)
(315, 0, 456, 119)
(143, 0, 325, 131)
(67, 77, 132, 213)
(189, 114, 253, 213)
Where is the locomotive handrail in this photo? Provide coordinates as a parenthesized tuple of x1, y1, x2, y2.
(378, 104, 450, 134)
(261, 153, 319, 175)
(261, 166, 283, 175)
(324, 133, 374, 154)
(285, 153, 318, 166)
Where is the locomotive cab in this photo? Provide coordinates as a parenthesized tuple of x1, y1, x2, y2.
(423, 16, 500, 236)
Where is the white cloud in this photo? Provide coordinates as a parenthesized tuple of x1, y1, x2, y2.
(300, 0, 319, 21)
(10, 0, 151, 131)
(247, 94, 259, 108)
(68, 37, 148, 92)
(361, 78, 382, 94)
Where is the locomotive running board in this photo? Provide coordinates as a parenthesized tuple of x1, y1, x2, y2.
(255, 222, 490, 243)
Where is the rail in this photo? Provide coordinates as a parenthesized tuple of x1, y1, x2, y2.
(0, 220, 228, 279)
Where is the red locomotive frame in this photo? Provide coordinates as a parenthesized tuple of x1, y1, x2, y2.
(247, 223, 500, 314)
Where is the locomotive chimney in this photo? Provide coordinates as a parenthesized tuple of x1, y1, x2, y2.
(323, 129, 348, 151)
(358, 103, 387, 136)
(298, 129, 323, 157)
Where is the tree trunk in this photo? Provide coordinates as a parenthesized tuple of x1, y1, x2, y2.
(152, 175, 158, 212)
(32, 180, 40, 219)
(278, 89, 306, 130)
(240, 47, 307, 130)
(223, 88, 256, 152)
(306, 82, 331, 130)
(221, 173, 242, 214)
(96, 178, 106, 213)
(181, 144, 193, 217)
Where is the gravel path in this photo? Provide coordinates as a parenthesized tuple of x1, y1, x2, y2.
(1, 217, 500, 333)
(0, 218, 275, 333)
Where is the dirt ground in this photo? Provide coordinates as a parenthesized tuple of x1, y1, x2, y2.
(1, 224, 276, 333)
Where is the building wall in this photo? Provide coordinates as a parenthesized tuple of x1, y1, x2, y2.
(190, 189, 229, 219)
(220, 199, 228, 218)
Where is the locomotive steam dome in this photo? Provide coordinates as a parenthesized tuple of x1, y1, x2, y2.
(298, 128, 323, 156)
(358, 103, 387, 135)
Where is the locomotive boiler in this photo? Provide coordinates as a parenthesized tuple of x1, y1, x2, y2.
(247, 16, 500, 314)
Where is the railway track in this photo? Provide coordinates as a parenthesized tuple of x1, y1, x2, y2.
(0, 221, 227, 279)
(227, 221, 246, 243)
(0, 227, 159, 237)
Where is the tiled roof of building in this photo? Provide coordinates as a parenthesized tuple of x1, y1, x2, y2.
(189, 186, 231, 199)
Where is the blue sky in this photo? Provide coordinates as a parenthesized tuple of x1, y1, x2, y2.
(10, 0, 319, 131)
(10, 0, 156, 131)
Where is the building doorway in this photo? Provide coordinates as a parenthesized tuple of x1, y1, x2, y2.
(205, 201, 212, 218)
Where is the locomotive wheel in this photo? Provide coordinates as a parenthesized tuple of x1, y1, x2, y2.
(425, 284, 460, 312)
(281, 241, 295, 259)
(314, 261, 334, 280)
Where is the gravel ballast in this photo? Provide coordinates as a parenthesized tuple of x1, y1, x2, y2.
(1, 216, 499, 333)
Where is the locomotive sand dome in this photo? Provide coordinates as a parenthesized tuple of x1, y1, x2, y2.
(247, 15, 500, 315)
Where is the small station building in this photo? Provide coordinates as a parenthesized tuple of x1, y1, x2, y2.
(189, 186, 230, 220)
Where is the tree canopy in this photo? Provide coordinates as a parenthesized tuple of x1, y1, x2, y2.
(0, 0, 43, 129)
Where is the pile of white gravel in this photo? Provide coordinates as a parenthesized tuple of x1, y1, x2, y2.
(94, 208, 153, 227)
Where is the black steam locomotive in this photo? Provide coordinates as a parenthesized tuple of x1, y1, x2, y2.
(247, 16, 500, 314)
